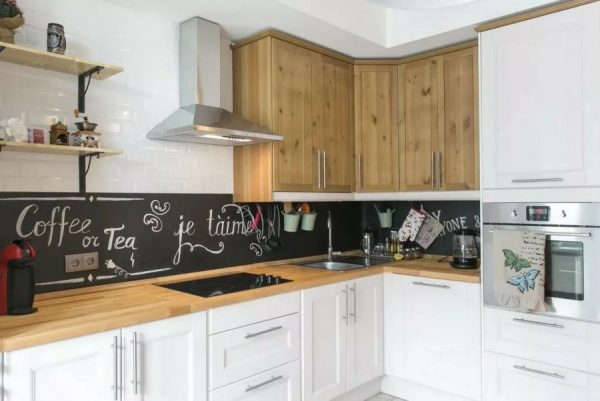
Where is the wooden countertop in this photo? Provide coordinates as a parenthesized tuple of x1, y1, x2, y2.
(0, 254, 479, 352)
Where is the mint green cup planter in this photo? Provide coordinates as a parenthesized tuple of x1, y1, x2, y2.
(283, 213, 301, 232)
(301, 212, 317, 231)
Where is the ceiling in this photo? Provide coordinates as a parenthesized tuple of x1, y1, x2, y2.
(105, 0, 561, 58)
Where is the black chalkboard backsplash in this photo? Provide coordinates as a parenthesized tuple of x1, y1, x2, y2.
(0, 193, 361, 293)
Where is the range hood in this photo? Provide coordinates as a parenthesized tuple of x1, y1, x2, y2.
(146, 18, 283, 146)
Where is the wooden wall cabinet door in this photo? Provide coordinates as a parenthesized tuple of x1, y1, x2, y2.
(354, 65, 400, 192)
(399, 45, 479, 192)
(271, 38, 314, 192)
(437, 46, 479, 191)
(399, 58, 439, 191)
(312, 53, 354, 192)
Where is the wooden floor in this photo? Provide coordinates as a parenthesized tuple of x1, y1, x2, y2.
(366, 394, 403, 401)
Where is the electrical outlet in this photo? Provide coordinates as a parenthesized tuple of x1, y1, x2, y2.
(65, 252, 99, 273)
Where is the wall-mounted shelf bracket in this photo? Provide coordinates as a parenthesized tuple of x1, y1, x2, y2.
(78, 66, 104, 114)
(79, 152, 101, 194)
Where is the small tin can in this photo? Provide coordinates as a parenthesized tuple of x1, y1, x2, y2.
(47, 23, 66, 54)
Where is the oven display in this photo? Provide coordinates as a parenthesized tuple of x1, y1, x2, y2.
(526, 206, 550, 221)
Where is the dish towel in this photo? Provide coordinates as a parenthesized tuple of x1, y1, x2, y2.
(493, 230, 547, 312)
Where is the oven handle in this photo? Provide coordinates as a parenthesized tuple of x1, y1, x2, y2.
(489, 229, 591, 238)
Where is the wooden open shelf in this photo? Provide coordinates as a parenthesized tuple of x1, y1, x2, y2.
(0, 141, 122, 157)
(0, 41, 123, 80)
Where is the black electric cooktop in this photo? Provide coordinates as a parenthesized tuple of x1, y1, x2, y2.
(159, 272, 292, 298)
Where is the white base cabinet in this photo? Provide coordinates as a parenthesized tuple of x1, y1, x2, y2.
(302, 275, 383, 401)
(3, 329, 121, 401)
(210, 360, 300, 401)
(3, 312, 207, 401)
(484, 352, 599, 401)
(122, 313, 207, 401)
(384, 273, 481, 401)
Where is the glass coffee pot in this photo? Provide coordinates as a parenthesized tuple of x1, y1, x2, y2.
(451, 229, 479, 269)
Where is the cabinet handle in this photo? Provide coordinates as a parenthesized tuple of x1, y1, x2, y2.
(316, 150, 322, 189)
(431, 152, 435, 189)
(342, 286, 349, 325)
(349, 283, 357, 323)
(245, 375, 284, 392)
(357, 154, 363, 190)
(412, 281, 450, 289)
(513, 365, 565, 380)
(437, 152, 442, 190)
(512, 317, 564, 329)
(112, 335, 119, 400)
(323, 151, 327, 189)
(511, 178, 564, 183)
(131, 332, 139, 395)
(245, 325, 283, 339)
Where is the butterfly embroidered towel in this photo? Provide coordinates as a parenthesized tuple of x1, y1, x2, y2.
(493, 230, 547, 312)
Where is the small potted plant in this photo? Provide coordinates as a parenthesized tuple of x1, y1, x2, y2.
(0, 0, 24, 44)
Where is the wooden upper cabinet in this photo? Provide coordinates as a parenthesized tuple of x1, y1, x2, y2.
(233, 34, 354, 201)
(399, 58, 439, 191)
(399, 44, 479, 192)
(311, 53, 354, 192)
(271, 38, 314, 192)
(354, 65, 400, 192)
(438, 47, 479, 191)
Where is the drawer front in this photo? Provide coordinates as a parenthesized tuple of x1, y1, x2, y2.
(484, 352, 589, 401)
(209, 313, 300, 389)
(588, 323, 600, 375)
(209, 291, 300, 334)
(209, 360, 300, 401)
(484, 307, 588, 371)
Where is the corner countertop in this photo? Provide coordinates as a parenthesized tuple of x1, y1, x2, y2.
(0, 254, 479, 352)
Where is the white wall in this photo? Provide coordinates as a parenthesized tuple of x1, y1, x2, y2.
(0, 0, 233, 193)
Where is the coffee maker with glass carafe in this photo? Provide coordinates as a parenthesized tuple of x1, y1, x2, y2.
(451, 229, 479, 269)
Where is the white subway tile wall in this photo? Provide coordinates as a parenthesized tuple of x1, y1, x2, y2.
(0, 0, 233, 194)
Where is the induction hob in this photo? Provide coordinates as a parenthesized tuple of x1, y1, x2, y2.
(159, 272, 291, 298)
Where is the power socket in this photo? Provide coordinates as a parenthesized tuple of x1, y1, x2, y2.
(65, 252, 99, 273)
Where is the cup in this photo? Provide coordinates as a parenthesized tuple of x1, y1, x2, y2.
(377, 209, 395, 228)
(283, 213, 301, 232)
(301, 212, 317, 231)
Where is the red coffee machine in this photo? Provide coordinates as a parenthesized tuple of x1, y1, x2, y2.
(0, 239, 37, 315)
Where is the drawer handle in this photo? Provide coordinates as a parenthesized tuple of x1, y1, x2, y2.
(513, 318, 564, 329)
(513, 365, 565, 380)
(245, 375, 284, 392)
(245, 325, 283, 339)
(413, 281, 450, 289)
(511, 178, 563, 183)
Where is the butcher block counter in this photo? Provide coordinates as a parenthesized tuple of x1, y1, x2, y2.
(0, 254, 479, 352)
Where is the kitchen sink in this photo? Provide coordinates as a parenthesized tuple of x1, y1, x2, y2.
(299, 256, 393, 271)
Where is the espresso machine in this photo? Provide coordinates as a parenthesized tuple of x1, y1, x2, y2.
(0, 239, 38, 315)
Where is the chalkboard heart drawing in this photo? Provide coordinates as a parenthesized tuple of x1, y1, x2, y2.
(143, 200, 171, 232)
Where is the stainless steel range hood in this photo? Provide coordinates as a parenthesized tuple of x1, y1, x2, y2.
(146, 17, 283, 146)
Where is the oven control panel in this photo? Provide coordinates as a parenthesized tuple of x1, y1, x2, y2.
(526, 206, 550, 222)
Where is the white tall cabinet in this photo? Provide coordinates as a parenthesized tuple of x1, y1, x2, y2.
(480, 1, 600, 189)
(383, 273, 481, 401)
(3, 312, 206, 401)
(302, 275, 383, 401)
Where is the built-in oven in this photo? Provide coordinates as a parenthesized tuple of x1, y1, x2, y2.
(483, 203, 600, 323)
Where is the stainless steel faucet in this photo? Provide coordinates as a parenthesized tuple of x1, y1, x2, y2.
(327, 211, 341, 261)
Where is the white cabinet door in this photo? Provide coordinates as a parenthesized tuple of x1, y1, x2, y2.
(3, 330, 120, 401)
(384, 273, 481, 400)
(484, 307, 588, 372)
(209, 360, 300, 401)
(588, 323, 600, 375)
(122, 312, 206, 401)
(209, 313, 300, 389)
(484, 352, 590, 401)
(590, 374, 600, 401)
(301, 281, 348, 401)
(481, 2, 600, 189)
(347, 275, 383, 390)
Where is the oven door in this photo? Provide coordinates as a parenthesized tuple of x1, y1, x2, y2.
(483, 224, 600, 322)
